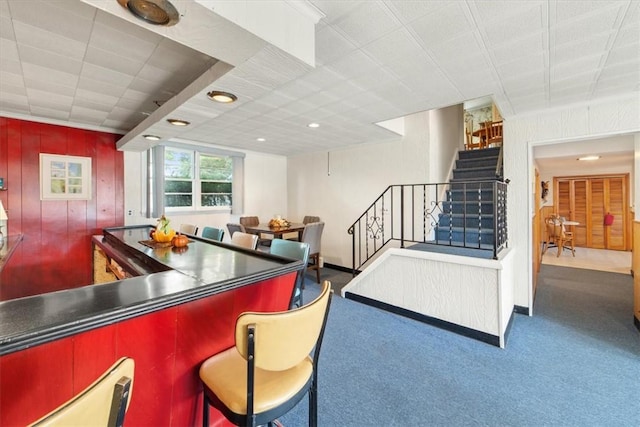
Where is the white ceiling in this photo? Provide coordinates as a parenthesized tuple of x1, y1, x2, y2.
(534, 134, 635, 173)
(1, 0, 638, 156)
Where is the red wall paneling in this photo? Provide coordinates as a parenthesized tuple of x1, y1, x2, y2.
(0, 272, 296, 426)
(0, 117, 124, 300)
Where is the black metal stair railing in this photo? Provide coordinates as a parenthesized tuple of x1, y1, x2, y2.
(348, 181, 508, 275)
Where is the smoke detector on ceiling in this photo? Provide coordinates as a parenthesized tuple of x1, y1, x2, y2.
(117, 0, 180, 26)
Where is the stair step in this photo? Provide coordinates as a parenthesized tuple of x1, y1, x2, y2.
(457, 147, 501, 160)
(447, 189, 495, 202)
(438, 214, 495, 228)
(449, 181, 500, 190)
(456, 157, 499, 169)
(435, 228, 496, 245)
(453, 165, 497, 177)
(442, 202, 494, 215)
(450, 176, 502, 183)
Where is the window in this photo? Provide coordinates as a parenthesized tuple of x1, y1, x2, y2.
(164, 147, 233, 210)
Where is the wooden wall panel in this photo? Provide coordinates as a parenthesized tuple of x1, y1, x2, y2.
(557, 181, 570, 219)
(573, 180, 588, 246)
(607, 178, 625, 249)
(0, 117, 123, 299)
(591, 179, 605, 248)
(554, 175, 629, 251)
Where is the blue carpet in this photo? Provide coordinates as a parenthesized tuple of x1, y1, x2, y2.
(281, 265, 640, 426)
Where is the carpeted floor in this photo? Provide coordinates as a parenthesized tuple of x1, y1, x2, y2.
(284, 264, 640, 426)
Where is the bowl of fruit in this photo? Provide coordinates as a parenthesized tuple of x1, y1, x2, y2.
(152, 215, 176, 243)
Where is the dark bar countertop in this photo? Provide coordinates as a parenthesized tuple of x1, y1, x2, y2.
(0, 225, 301, 355)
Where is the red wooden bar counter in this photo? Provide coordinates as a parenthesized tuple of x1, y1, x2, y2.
(0, 225, 301, 426)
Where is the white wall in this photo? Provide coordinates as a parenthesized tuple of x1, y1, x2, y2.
(287, 110, 431, 267)
(505, 94, 640, 311)
(429, 104, 465, 183)
(124, 148, 288, 243)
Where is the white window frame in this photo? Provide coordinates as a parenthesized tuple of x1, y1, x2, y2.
(147, 143, 244, 218)
(164, 147, 233, 212)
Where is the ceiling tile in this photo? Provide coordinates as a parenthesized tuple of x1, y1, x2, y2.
(22, 62, 78, 88)
(480, 3, 544, 46)
(12, 21, 87, 59)
(0, 14, 14, 40)
(553, 5, 622, 45)
(7, 0, 94, 43)
(385, 0, 449, 25)
(314, 25, 357, 66)
(330, 1, 401, 47)
(17, 44, 83, 75)
(408, 2, 473, 47)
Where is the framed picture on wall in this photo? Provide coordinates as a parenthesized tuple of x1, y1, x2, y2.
(40, 153, 92, 200)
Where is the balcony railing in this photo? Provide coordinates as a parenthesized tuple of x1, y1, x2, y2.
(348, 181, 508, 275)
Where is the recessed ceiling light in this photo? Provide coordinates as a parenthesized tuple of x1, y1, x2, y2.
(256, 137, 266, 142)
(117, 0, 180, 26)
(308, 122, 320, 128)
(167, 119, 190, 126)
(577, 155, 600, 161)
(143, 134, 161, 141)
(207, 91, 237, 103)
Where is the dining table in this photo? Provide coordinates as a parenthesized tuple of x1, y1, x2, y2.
(244, 222, 307, 242)
(471, 125, 489, 148)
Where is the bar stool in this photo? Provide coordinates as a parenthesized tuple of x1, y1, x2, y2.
(29, 357, 135, 427)
(199, 281, 333, 427)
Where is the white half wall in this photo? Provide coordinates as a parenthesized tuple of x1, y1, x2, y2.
(341, 248, 515, 348)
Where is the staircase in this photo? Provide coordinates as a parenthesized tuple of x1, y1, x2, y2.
(348, 146, 508, 274)
(434, 147, 503, 249)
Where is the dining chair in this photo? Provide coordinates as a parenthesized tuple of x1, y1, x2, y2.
(303, 216, 320, 224)
(486, 120, 503, 147)
(464, 128, 482, 150)
(202, 226, 224, 242)
(179, 223, 198, 235)
(240, 216, 271, 247)
(227, 223, 246, 238)
(543, 217, 575, 257)
(301, 222, 324, 284)
(29, 357, 135, 427)
(542, 216, 558, 255)
(199, 281, 333, 427)
(270, 239, 310, 309)
(230, 232, 259, 250)
(285, 216, 321, 241)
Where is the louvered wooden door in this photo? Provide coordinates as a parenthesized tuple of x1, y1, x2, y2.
(556, 179, 588, 246)
(591, 179, 605, 248)
(554, 175, 628, 250)
(607, 177, 625, 250)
